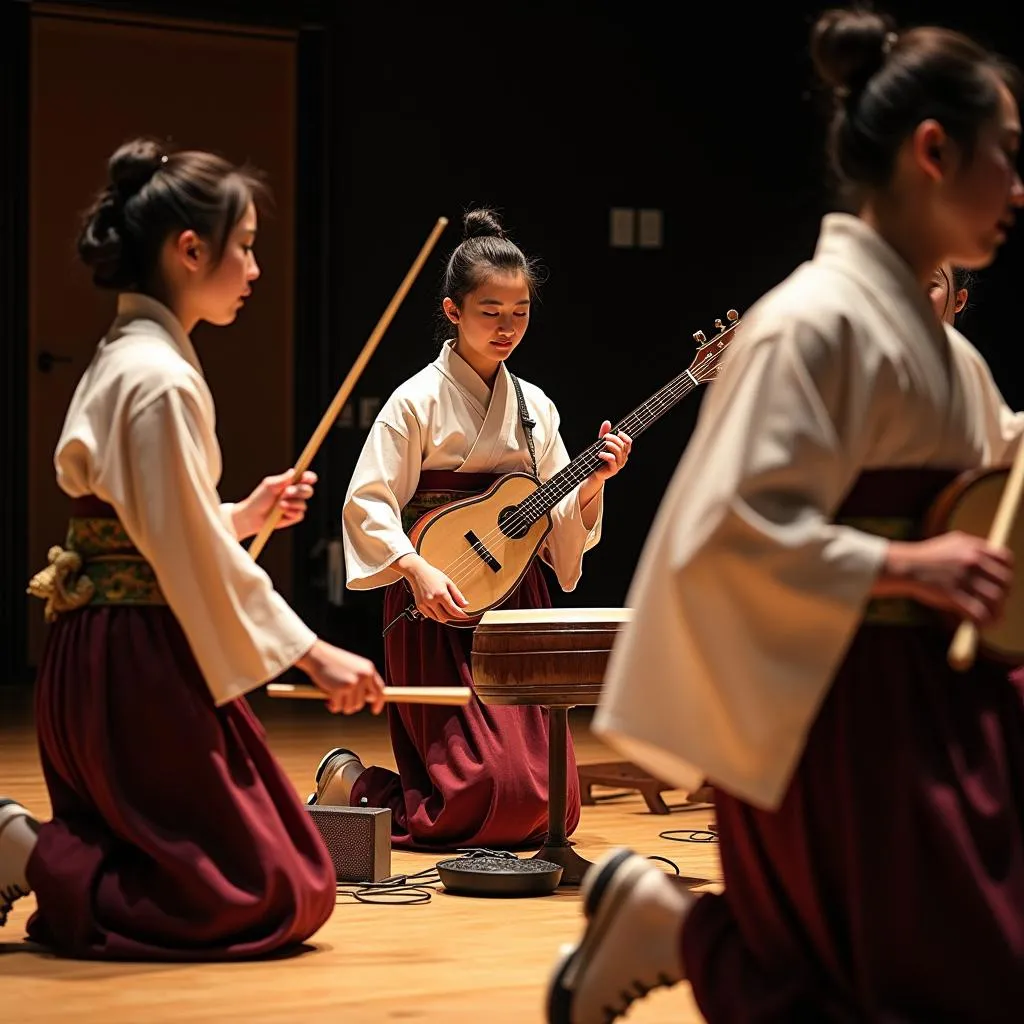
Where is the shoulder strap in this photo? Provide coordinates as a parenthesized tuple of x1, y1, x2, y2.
(509, 372, 539, 479)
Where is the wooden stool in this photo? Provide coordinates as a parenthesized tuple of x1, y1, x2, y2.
(579, 764, 716, 816)
(577, 761, 677, 814)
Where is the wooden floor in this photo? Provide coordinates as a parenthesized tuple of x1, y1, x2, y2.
(0, 686, 721, 1023)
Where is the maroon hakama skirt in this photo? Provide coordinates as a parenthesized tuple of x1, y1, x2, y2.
(25, 499, 336, 961)
(682, 469, 1024, 1021)
(351, 471, 582, 851)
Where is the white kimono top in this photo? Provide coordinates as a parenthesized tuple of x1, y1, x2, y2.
(54, 293, 317, 705)
(594, 213, 1024, 810)
(343, 339, 603, 591)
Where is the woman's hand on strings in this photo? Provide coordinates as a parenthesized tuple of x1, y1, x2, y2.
(878, 532, 1013, 626)
(396, 553, 470, 622)
(297, 640, 387, 715)
(233, 468, 317, 540)
(578, 421, 632, 512)
(590, 420, 632, 483)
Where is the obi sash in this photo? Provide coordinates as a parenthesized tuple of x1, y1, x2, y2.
(26, 495, 165, 621)
(400, 470, 501, 534)
(834, 467, 960, 626)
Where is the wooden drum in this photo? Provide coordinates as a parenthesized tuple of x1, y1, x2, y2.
(470, 607, 633, 708)
(470, 607, 632, 885)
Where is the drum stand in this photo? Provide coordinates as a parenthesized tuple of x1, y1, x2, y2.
(532, 704, 594, 886)
(468, 606, 635, 888)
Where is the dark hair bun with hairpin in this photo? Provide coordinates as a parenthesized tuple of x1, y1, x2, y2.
(78, 137, 168, 289)
(811, 7, 894, 94)
(462, 208, 506, 241)
(108, 138, 166, 197)
(77, 137, 264, 293)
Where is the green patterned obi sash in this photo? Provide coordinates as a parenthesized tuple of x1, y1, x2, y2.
(832, 467, 964, 631)
(400, 471, 500, 534)
(26, 497, 165, 622)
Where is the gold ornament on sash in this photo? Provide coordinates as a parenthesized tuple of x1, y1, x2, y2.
(26, 546, 95, 622)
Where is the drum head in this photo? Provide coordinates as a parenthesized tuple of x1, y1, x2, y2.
(477, 607, 633, 626)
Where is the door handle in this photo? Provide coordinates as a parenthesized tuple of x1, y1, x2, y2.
(37, 350, 73, 373)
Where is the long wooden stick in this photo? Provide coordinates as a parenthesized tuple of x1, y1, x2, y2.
(266, 682, 471, 706)
(247, 216, 449, 561)
(947, 447, 1024, 671)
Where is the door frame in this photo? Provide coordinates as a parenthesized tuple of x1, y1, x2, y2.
(0, 0, 338, 683)
(1, 0, 31, 685)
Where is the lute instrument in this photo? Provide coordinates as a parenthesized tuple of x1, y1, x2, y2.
(393, 309, 741, 630)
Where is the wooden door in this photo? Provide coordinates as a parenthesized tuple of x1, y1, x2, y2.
(27, 3, 298, 667)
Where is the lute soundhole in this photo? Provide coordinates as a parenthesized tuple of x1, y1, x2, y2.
(498, 504, 531, 540)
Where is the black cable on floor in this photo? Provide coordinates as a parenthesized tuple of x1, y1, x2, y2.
(658, 828, 718, 844)
(335, 864, 441, 906)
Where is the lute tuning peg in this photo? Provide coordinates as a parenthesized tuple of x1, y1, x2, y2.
(695, 310, 739, 346)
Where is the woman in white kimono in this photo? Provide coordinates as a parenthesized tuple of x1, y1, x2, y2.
(696, 257, 974, 833)
(309, 208, 631, 850)
(546, 9, 1024, 1023)
(0, 138, 386, 957)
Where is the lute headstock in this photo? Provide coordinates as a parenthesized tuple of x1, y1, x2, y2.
(688, 308, 741, 384)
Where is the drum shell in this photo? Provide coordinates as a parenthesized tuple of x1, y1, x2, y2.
(470, 609, 630, 706)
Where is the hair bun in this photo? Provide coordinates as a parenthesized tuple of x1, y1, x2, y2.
(811, 8, 895, 94)
(462, 207, 506, 241)
(108, 137, 167, 199)
(77, 137, 167, 288)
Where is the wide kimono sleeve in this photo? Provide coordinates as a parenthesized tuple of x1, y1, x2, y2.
(105, 385, 318, 706)
(592, 313, 890, 810)
(536, 397, 603, 592)
(342, 412, 422, 590)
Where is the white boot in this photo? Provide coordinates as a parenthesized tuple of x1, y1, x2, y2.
(310, 748, 366, 806)
(547, 848, 692, 1024)
(0, 800, 40, 926)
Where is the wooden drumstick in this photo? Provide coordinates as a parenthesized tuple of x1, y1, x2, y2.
(247, 216, 449, 562)
(266, 682, 471, 706)
(947, 443, 1024, 671)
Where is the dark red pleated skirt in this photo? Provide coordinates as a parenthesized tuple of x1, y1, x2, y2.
(351, 470, 582, 851)
(682, 469, 1024, 1021)
(25, 499, 336, 961)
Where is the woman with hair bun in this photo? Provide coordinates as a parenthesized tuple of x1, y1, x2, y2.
(0, 137, 386, 959)
(309, 207, 632, 851)
(548, 7, 1024, 1022)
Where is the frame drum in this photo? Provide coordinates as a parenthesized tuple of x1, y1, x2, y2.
(924, 466, 1024, 665)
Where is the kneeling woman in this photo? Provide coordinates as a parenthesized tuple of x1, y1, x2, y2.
(0, 138, 386, 958)
(310, 208, 631, 851)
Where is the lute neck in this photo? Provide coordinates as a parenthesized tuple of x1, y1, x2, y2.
(520, 367, 703, 522)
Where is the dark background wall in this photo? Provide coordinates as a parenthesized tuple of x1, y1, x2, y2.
(4, 0, 1023, 675)
(313, 0, 1024, 665)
